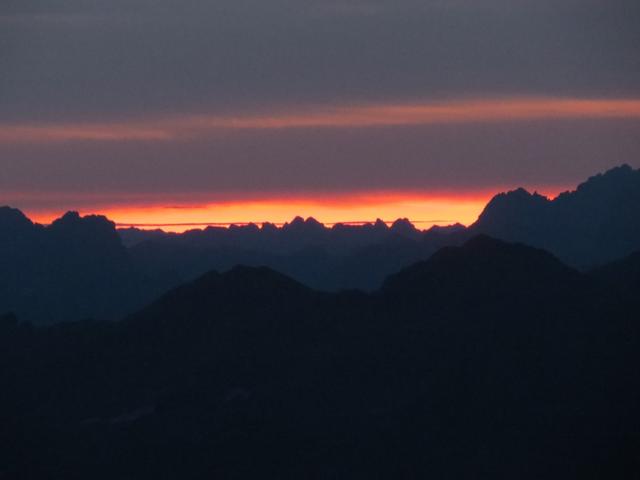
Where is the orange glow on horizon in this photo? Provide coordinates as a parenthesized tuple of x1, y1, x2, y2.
(1, 97, 640, 143)
(23, 188, 567, 233)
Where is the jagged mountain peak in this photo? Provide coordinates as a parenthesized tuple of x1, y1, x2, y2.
(479, 188, 549, 215)
(49, 211, 116, 232)
(0, 206, 34, 232)
(374, 218, 389, 229)
(571, 163, 640, 197)
(390, 218, 418, 237)
(471, 164, 640, 266)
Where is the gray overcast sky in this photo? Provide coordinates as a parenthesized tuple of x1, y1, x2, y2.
(2, 0, 640, 120)
(1, 0, 639, 213)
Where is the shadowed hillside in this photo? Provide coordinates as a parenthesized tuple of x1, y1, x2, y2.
(472, 164, 640, 266)
(1, 236, 638, 478)
(0, 208, 162, 324)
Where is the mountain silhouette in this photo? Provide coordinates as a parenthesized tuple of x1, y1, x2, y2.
(1, 164, 639, 324)
(0, 210, 162, 324)
(1, 235, 639, 478)
(132, 265, 318, 327)
(0, 206, 35, 236)
(124, 214, 446, 297)
(473, 164, 640, 266)
(123, 164, 639, 302)
(382, 235, 584, 309)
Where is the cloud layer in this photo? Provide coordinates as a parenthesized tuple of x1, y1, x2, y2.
(2, 0, 639, 121)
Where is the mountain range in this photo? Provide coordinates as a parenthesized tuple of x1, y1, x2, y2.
(0, 164, 638, 324)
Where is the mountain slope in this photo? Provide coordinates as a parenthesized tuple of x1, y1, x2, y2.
(0, 210, 160, 323)
(2, 237, 639, 478)
(383, 235, 581, 301)
(473, 164, 640, 266)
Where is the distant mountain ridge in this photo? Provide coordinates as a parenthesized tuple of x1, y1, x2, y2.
(0, 164, 638, 323)
(121, 164, 639, 264)
(120, 164, 640, 295)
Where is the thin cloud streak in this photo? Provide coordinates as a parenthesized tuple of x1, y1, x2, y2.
(2, 97, 640, 144)
(0, 125, 173, 143)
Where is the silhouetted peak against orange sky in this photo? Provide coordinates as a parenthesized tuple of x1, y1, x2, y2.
(2, 162, 638, 325)
(1, 164, 635, 234)
(0, 206, 33, 229)
(374, 218, 389, 229)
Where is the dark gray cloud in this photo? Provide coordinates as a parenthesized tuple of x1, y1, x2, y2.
(2, 0, 639, 122)
(3, 120, 639, 201)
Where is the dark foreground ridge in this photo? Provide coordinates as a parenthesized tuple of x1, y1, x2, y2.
(1, 164, 639, 325)
(1, 236, 639, 478)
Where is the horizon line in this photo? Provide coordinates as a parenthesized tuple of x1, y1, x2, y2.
(113, 219, 456, 229)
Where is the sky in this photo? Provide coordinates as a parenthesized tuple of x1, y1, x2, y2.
(2, 0, 639, 230)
